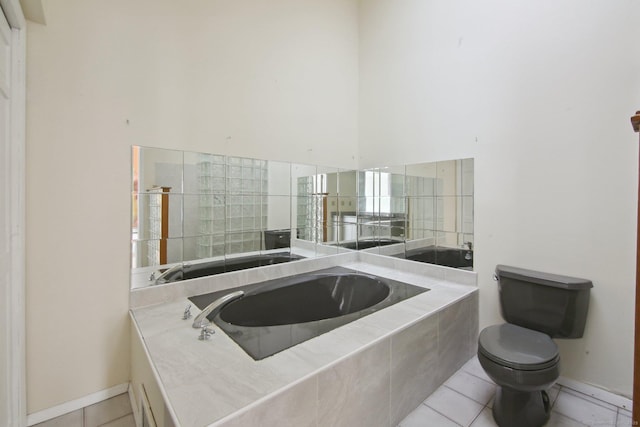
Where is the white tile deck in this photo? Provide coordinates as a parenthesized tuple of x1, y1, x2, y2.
(399, 357, 633, 427)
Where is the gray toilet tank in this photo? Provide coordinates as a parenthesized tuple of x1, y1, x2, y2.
(496, 265, 593, 338)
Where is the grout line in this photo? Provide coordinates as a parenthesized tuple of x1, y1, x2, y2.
(461, 367, 495, 386)
(551, 387, 609, 427)
(457, 369, 496, 389)
(467, 407, 484, 427)
(549, 409, 590, 427)
(559, 386, 620, 413)
(421, 402, 465, 427)
(442, 384, 492, 407)
(434, 357, 626, 427)
(425, 386, 485, 426)
(96, 412, 134, 427)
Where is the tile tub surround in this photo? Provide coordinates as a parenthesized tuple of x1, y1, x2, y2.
(130, 253, 477, 426)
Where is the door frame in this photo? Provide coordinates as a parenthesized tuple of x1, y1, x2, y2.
(632, 110, 640, 427)
(0, 0, 26, 425)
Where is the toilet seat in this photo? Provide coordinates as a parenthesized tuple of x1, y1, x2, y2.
(478, 324, 559, 371)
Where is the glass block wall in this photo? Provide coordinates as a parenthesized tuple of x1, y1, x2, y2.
(196, 155, 268, 259)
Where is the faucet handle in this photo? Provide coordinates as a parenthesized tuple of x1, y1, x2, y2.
(198, 324, 215, 341)
(182, 304, 192, 320)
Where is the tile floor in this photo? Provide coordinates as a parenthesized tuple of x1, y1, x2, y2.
(32, 392, 135, 427)
(399, 357, 633, 427)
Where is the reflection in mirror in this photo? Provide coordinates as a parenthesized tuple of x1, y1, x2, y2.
(335, 170, 357, 246)
(403, 158, 474, 269)
(131, 146, 474, 289)
(291, 159, 474, 266)
(131, 147, 303, 289)
(355, 166, 406, 251)
(294, 166, 410, 252)
(291, 164, 346, 257)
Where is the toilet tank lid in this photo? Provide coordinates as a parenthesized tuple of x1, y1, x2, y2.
(496, 265, 593, 290)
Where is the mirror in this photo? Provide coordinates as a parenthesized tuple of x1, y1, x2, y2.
(131, 146, 473, 288)
(131, 147, 301, 288)
(402, 158, 474, 268)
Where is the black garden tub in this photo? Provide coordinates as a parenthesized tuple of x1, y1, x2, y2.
(188, 267, 428, 360)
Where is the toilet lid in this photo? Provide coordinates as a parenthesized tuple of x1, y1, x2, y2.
(478, 324, 559, 371)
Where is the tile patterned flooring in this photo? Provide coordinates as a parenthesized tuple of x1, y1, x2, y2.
(399, 357, 633, 427)
(32, 393, 135, 427)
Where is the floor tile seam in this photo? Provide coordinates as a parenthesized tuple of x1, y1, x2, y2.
(464, 374, 496, 391)
(460, 368, 494, 386)
(618, 407, 633, 416)
(95, 412, 135, 427)
(558, 386, 620, 413)
(613, 408, 635, 426)
(467, 403, 490, 427)
(419, 402, 465, 427)
(442, 384, 491, 407)
(550, 407, 608, 427)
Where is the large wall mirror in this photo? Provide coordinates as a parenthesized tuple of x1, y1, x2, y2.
(131, 146, 473, 288)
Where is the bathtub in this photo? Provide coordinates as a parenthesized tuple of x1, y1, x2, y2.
(188, 266, 428, 359)
(334, 238, 403, 250)
(400, 246, 473, 269)
(131, 253, 478, 426)
(153, 252, 304, 284)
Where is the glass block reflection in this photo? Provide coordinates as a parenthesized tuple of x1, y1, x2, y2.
(196, 155, 269, 259)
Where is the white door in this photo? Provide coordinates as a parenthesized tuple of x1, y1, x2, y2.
(0, 5, 12, 425)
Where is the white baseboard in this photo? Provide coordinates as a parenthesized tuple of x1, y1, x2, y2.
(26, 382, 130, 426)
(557, 376, 633, 411)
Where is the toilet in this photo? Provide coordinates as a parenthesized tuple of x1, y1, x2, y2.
(478, 265, 593, 427)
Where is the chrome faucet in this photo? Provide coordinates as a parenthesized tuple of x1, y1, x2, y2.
(182, 304, 192, 320)
(192, 290, 245, 329)
(198, 324, 215, 340)
(464, 241, 473, 261)
(151, 263, 186, 285)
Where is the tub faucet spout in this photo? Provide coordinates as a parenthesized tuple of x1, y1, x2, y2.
(192, 290, 245, 329)
(464, 242, 473, 261)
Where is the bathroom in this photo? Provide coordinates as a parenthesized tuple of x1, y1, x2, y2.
(6, 0, 639, 426)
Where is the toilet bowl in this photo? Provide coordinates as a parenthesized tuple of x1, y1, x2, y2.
(479, 323, 560, 426)
(479, 265, 592, 427)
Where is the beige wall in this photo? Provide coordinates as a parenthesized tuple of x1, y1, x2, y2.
(359, 0, 640, 397)
(26, 0, 640, 415)
(25, 0, 359, 413)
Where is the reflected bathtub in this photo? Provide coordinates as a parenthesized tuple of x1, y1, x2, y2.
(400, 246, 473, 269)
(152, 252, 304, 285)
